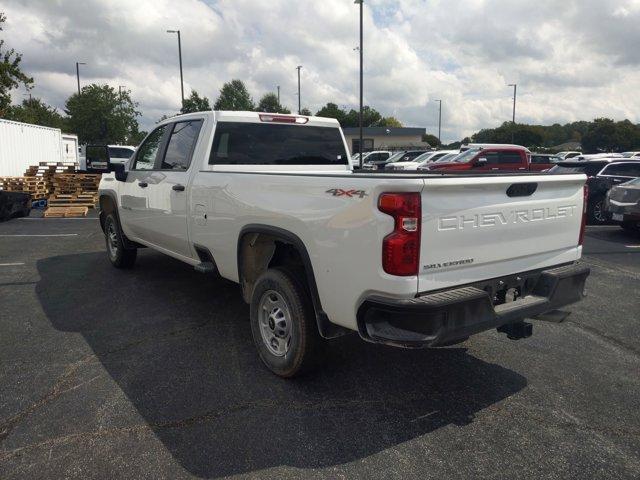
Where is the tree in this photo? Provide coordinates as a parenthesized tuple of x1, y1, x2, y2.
(299, 107, 312, 116)
(0, 13, 34, 116)
(181, 90, 211, 114)
(342, 106, 383, 128)
(422, 133, 440, 147)
(64, 84, 141, 144)
(5, 97, 66, 129)
(379, 116, 403, 128)
(213, 79, 254, 111)
(256, 92, 290, 113)
(315, 103, 347, 124)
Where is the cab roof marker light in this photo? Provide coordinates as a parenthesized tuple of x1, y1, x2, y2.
(259, 114, 308, 124)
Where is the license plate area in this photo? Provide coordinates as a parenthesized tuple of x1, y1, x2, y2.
(612, 213, 624, 221)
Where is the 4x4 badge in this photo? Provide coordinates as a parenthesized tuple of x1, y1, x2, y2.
(326, 189, 368, 198)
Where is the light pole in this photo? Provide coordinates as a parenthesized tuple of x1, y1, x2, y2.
(75, 62, 86, 95)
(167, 30, 184, 108)
(118, 85, 126, 96)
(355, 0, 364, 158)
(434, 99, 442, 146)
(296, 66, 302, 114)
(508, 83, 517, 142)
(277, 85, 280, 104)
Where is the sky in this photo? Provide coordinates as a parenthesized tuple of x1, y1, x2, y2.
(3, 0, 640, 142)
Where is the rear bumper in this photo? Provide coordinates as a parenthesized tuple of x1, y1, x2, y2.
(357, 263, 590, 348)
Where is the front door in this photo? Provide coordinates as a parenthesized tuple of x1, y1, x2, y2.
(119, 124, 169, 240)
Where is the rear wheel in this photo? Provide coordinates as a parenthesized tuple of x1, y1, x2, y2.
(250, 268, 322, 377)
(588, 196, 609, 225)
(104, 213, 137, 269)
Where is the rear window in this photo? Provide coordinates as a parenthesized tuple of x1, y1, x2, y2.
(109, 147, 135, 159)
(209, 122, 348, 165)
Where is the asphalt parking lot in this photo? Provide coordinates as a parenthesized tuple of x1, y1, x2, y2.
(0, 214, 639, 479)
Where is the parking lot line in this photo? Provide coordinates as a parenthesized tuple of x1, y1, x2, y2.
(0, 262, 25, 266)
(0, 234, 79, 237)
(626, 245, 640, 248)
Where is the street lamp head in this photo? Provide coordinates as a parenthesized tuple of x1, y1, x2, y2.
(166, 29, 179, 34)
(354, 0, 363, 4)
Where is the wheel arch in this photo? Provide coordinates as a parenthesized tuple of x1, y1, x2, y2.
(237, 224, 348, 339)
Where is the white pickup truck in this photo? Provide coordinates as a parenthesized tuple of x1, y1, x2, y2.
(98, 111, 590, 377)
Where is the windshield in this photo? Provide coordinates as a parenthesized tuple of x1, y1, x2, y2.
(441, 148, 480, 163)
(623, 177, 640, 186)
(435, 152, 461, 163)
(383, 152, 404, 163)
(413, 151, 437, 163)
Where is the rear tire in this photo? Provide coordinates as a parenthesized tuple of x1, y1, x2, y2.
(104, 213, 137, 269)
(588, 196, 609, 225)
(250, 268, 322, 378)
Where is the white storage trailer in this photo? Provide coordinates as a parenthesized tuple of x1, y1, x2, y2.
(0, 119, 78, 177)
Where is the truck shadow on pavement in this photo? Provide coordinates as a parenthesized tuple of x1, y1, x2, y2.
(36, 250, 527, 478)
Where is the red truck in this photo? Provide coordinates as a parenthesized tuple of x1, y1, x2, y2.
(419, 145, 553, 173)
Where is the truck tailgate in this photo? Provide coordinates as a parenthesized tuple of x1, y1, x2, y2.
(418, 174, 586, 293)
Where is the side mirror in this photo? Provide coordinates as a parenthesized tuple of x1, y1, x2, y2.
(113, 163, 128, 182)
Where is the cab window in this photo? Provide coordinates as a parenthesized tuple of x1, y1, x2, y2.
(160, 120, 203, 170)
(134, 125, 168, 170)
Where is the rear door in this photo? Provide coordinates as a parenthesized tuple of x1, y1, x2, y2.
(418, 174, 586, 293)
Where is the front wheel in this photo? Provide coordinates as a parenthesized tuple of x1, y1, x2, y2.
(104, 213, 137, 269)
(250, 268, 322, 377)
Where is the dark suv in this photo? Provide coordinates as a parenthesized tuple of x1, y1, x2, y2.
(548, 159, 640, 224)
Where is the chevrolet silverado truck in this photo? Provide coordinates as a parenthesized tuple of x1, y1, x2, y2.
(98, 111, 590, 378)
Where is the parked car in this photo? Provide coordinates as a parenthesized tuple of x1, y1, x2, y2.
(620, 151, 640, 158)
(363, 150, 426, 170)
(556, 151, 582, 160)
(605, 177, 640, 232)
(98, 110, 590, 378)
(421, 145, 553, 173)
(353, 150, 392, 169)
(548, 159, 640, 224)
(386, 150, 458, 171)
(108, 145, 137, 165)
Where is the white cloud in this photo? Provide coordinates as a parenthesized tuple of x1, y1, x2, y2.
(3, 0, 640, 141)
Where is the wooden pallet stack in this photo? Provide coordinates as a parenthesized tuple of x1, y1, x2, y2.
(0, 177, 49, 200)
(44, 173, 101, 218)
(24, 162, 77, 197)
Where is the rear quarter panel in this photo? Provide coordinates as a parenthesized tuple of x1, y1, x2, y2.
(189, 171, 425, 330)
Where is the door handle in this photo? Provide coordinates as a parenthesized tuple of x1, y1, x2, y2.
(518, 167, 527, 170)
(491, 167, 500, 170)
(138, 181, 148, 188)
(172, 184, 185, 192)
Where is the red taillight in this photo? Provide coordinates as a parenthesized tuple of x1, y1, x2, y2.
(578, 184, 588, 246)
(259, 114, 308, 124)
(378, 192, 421, 276)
